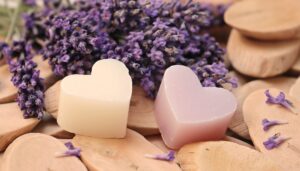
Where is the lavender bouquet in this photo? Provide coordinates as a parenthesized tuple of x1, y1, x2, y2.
(0, 0, 235, 119)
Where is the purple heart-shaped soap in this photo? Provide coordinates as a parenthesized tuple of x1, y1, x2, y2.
(154, 65, 237, 149)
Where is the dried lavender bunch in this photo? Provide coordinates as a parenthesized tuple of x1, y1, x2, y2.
(103, 20, 231, 97)
(142, 0, 227, 34)
(22, 0, 65, 52)
(0, 41, 45, 119)
(43, 9, 116, 76)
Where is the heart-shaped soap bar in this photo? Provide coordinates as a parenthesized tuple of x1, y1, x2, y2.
(154, 65, 237, 149)
(57, 59, 132, 138)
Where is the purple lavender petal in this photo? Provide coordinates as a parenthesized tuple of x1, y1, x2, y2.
(263, 134, 289, 150)
(145, 150, 175, 161)
(262, 118, 288, 131)
(265, 90, 295, 113)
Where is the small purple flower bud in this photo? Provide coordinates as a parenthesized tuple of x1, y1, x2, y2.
(263, 133, 290, 150)
(262, 119, 288, 131)
(56, 142, 81, 158)
(265, 90, 297, 114)
(145, 150, 175, 161)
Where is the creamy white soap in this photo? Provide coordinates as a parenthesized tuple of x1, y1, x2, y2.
(57, 59, 132, 138)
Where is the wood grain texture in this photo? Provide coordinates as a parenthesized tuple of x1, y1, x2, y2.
(1, 133, 87, 171)
(243, 89, 300, 171)
(227, 30, 300, 78)
(177, 141, 281, 171)
(0, 103, 39, 152)
(33, 113, 74, 139)
(225, 0, 300, 40)
(45, 80, 61, 118)
(289, 77, 300, 102)
(290, 56, 300, 74)
(73, 129, 181, 171)
(229, 77, 296, 139)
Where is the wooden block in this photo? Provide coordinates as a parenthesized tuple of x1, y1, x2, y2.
(243, 89, 300, 171)
(229, 77, 296, 139)
(72, 129, 181, 171)
(177, 141, 281, 171)
(0, 103, 39, 152)
(290, 56, 300, 74)
(1, 133, 87, 171)
(45, 81, 61, 118)
(33, 113, 74, 139)
(225, 0, 300, 40)
(227, 30, 300, 78)
(127, 86, 159, 136)
(289, 77, 300, 102)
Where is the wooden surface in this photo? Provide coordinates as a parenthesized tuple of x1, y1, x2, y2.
(33, 113, 74, 139)
(177, 141, 281, 171)
(0, 103, 39, 152)
(227, 30, 300, 78)
(289, 77, 300, 102)
(127, 86, 159, 135)
(291, 56, 300, 74)
(73, 129, 181, 171)
(229, 77, 296, 139)
(1, 133, 87, 171)
(243, 89, 300, 171)
(45, 81, 61, 118)
(225, 0, 300, 40)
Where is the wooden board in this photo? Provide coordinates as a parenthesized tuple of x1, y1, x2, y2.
(289, 77, 300, 102)
(73, 129, 181, 171)
(225, 0, 300, 40)
(243, 88, 300, 171)
(0, 103, 39, 152)
(177, 141, 281, 171)
(229, 77, 296, 139)
(227, 30, 300, 78)
(1, 133, 87, 171)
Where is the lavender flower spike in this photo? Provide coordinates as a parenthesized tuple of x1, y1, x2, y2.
(145, 150, 175, 161)
(265, 90, 297, 114)
(263, 133, 290, 150)
(56, 142, 81, 158)
(262, 118, 288, 131)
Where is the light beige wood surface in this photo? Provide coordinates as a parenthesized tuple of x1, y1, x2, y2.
(290, 56, 300, 74)
(229, 77, 296, 139)
(0, 103, 39, 152)
(0, 57, 58, 104)
(224, 136, 253, 149)
(33, 113, 74, 139)
(45, 81, 61, 118)
(243, 89, 300, 171)
(73, 129, 181, 171)
(128, 86, 159, 135)
(289, 77, 300, 102)
(1, 133, 87, 171)
(146, 135, 171, 153)
(227, 30, 300, 78)
(225, 0, 300, 40)
(177, 141, 281, 171)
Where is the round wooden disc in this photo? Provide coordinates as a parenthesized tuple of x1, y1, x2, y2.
(128, 86, 159, 135)
(1, 133, 87, 171)
(290, 56, 300, 74)
(146, 135, 171, 153)
(243, 89, 300, 171)
(0, 103, 39, 152)
(45, 81, 61, 118)
(227, 30, 300, 78)
(177, 141, 281, 171)
(0, 65, 17, 103)
(72, 129, 181, 171)
(289, 77, 300, 102)
(0, 57, 58, 104)
(33, 113, 74, 139)
(229, 77, 296, 140)
(225, 0, 300, 40)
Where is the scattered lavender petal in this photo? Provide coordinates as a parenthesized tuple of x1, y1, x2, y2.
(263, 133, 290, 150)
(262, 118, 288, 131)
(265, 90, 297, 114)
(145, 150, 175, 161)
